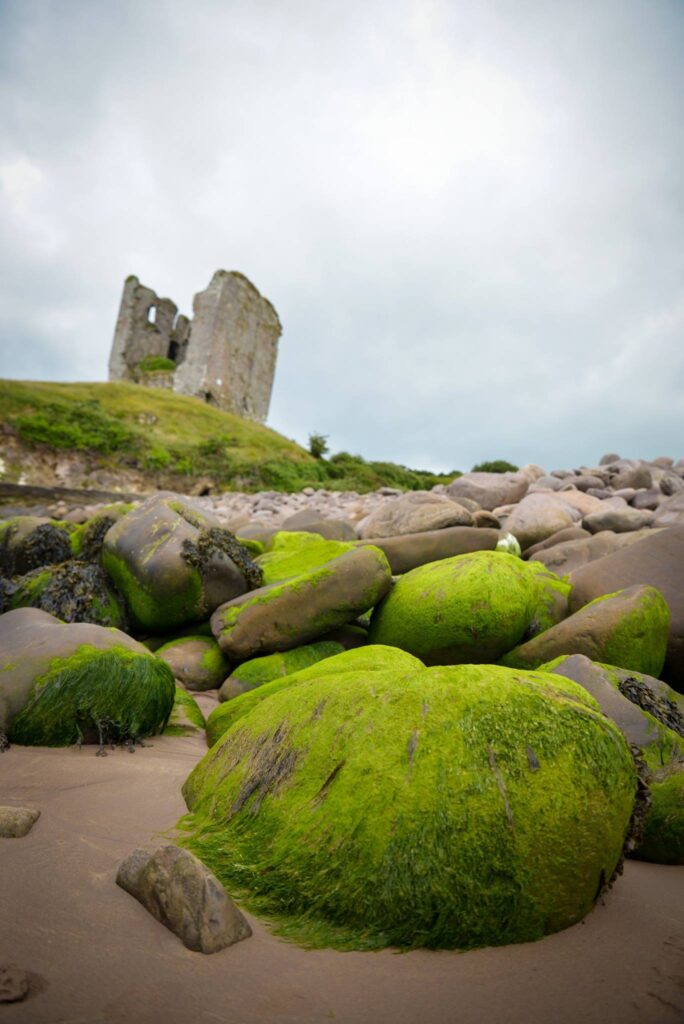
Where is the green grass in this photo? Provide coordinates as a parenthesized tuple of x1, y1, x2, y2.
(0, 379, 459, 493)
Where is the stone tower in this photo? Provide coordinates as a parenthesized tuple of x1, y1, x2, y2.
(108, 270, 281, 422)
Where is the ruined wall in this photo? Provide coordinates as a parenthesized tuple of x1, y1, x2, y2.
(108, 270, 281, 422)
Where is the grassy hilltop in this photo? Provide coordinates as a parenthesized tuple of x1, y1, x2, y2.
(0, 380, 458, 494)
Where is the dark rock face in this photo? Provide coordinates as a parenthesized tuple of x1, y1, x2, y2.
(569, 527, 684, 689)
(116, 845, 251, 953)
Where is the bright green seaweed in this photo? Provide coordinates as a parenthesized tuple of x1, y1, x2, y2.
(180, 661, 635, 951)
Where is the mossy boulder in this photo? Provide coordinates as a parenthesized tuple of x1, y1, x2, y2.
(544, 655, 684, 865)
(163, 686, 206, 737)
(69, 503, 134, 562)
(0, 608, 175, 746)
(181, 660, 635, 950)
(101, 493, 262, 633)
(218, 640, 344, 702)
(367, 550, 539, 664)
(523, 562, 571, 640)
(501, 585, 670, 678)
(206, 645, 421, 746)
(0, 517, 72, 575)
(211, 546, 392, 661)
(634, 771, 684, 865)
(156, 636, 230, 692)
(255, 532, 354, 585)
(8, 561, 127, 629)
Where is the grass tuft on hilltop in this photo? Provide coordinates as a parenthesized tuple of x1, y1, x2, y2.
(0, 379, 458, 494)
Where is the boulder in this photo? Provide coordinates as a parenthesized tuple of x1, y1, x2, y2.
(634, 773, 684, 865)
(523, 563, 572, 639)
(368, 551, 539, 664)
(182, 660, 635, 950)
(0, 608, 175, 747)
(652, 492, 684, 527)
(211, 546, 392, 660)
(218, 640, 343, 702)
(501, 493, 580, 550)
(116, 845, 251, 953)
(207, 645, 422, 746)
(360, 526, 499, 575)
(524, 527, 591, 559)
(256, 531, 353, 585)
(163, 687, 206, 736)
(102, 493, 262, 632)
(0, 806, 40, 838)
(279, 509, 357, 541)
(0, 965, 30, 1003)
(156, 636, 230, 691)
(8, 561, 127, 629)
(532, 529, 655, 576)
(446, 472, 529, 511)
(631, 488, 661, 511)
(500, 585, 669, 678)
(568, 527, 684, 687)
(69, 502, 134, 561)
(358, 491, 473, 539)
(0, 516, 72, 575)
(583, 507, 654, 534)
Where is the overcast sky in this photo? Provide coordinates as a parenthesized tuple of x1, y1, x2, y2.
(1, 0, 683, 473)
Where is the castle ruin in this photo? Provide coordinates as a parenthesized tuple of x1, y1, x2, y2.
(108, 270, 282, 422)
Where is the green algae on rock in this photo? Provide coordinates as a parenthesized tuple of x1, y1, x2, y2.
(523, 562, 571, 640)
(0, 607, 175, 747)
(156, 635, 230, 691)
(69, 503, 134, 562)
(164, 686, 207, 737)
(206, 645, 422, 747)
(0, 517, 73, 576)
(255, 531, 354, 585)
(633, 770, 684, 865)
(211, 546, 392, 661)
(180, 661, 635, 950)
(218, 640, 344, 702)
(367, 550, 540, 664)
(501, 585, 670, 678)
(9, 561, 128, 629)
(101, 494, 261, 632)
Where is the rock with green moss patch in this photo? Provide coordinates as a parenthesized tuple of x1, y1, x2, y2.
(367, 550, 539, 664)
(544, 654, 684, 865)
(211, 546, 392, 661)
(255, 531, 354, 585)
(163, 686, 206, 736)
(181, 660, 636, 950)
(218, 640, 343, 702)
(69, 503, 134, 562)
(0, 607, 175, 747)
(0, 517, 72, 576)
(206, 645, 422, 746)
(500, 585, 669, 677)
(522, 562, 572, 640)
(156, 636, 230, 691)
(633, 771, 684, 865)
(101, 493, 263, 632)
(9, 561, 127, 629)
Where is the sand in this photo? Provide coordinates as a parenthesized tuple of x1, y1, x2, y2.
(1, 696, 683, 1024)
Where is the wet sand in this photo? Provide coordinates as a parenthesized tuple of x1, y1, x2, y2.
(1, 704, 683, 1024)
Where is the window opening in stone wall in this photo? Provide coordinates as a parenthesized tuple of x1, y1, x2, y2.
(148, 305, 157, 324)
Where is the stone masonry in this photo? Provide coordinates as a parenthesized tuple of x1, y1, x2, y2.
(108, 271, 282, 422)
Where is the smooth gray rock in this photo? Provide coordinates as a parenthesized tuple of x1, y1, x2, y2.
(358, 491, 473, 539)
(583, 507, 654, 534)
(445, 471, 529, 511)
(116, 845, 251, 953)
(0, 806, 40, 838)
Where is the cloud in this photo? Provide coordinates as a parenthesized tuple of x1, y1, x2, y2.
(1, 0, 682, 472)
